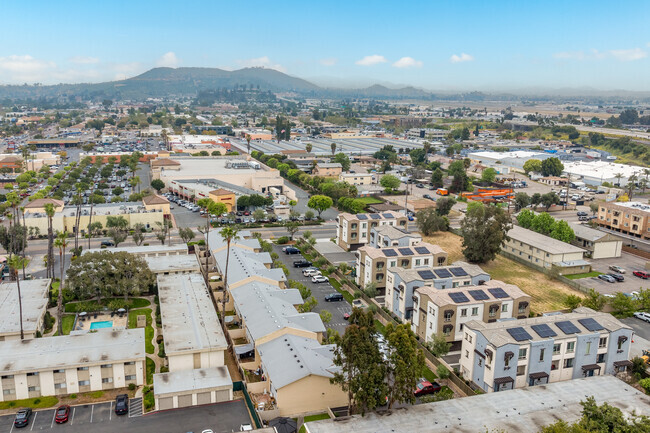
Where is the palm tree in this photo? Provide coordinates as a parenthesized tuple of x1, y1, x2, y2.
(129, 176, 141, 193)
(305, 143, 312, 154)
(643, 168, 650, 183)
(54, 232, 68, 336)
(7, 254, 30, 340)
(614, 173, 624, 187)
(331, 142, 337, 155)
(219, 226, 240, 322)
(640, 178, 648, 194)
(44, 203, 55, 279)
(245, 134, 252, 154)
(161, 129, 170, 152)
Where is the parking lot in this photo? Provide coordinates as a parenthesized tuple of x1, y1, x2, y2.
(0, 399, 251, 433)
(272, 244, 351, 335)
(576, 253, 650, 295)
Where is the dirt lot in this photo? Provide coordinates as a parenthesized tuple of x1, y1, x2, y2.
(425, 231, 585, 314)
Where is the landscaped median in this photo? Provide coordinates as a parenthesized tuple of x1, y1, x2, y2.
(0, 396, 58, 411)
(564, 271, 603, 280)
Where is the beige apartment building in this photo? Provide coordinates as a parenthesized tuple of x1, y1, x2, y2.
(312, 163, 342, 177)
(336, 211, 408, 250)
(0, 279, 51, 341)
(597, 201, 650, 240)
(338, 172, 375, 186)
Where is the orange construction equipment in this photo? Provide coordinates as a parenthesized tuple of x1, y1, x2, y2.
(436, 188, 449, 196)
(462, 187, 514, 202)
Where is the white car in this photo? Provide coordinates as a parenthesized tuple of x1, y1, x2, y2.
(240, 425, 253, 432)
(303, 269, 321, 277)
(312, 275, 328, 283)
(634, 312, 650, 323)
(609, 265, 626, 274)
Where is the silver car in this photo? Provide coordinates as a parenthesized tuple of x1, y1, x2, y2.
(634, 312, 650, 323)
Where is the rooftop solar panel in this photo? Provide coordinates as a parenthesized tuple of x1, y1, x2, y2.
(487, 288, 509, 299)
(531, 324, 557, 338)
(506, 327, 533, 342)
(556, 321, 581, 335)
(414, 246, 430, 254)
(369, 214, 381, 220)
(434, 268, 452, 279)
(449, 267, 469, 277)
(356, 214, 368, 220)
(383, 249, 397, 257)
(398, 247, 414, 256)
(578, 318, 604, 332)
(382, 213, 394, 219)
(468, 289, 489, 301)
(449, 292, 470, 303)
(417, 270, 435, 279)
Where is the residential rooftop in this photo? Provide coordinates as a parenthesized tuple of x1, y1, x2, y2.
(417, 279, 529, 306)
(569, 223, 616, 242)
(603, 201, 650, 212)
(0, 279, 50, 336)
(153, 366, 232, 395)
(144, 254, 200, 274)
(359, 241, 445, 260)
(83, 244, 188, 256)
(157, 273, 227, 355)
(338, 210, 405, 222)
(389, 260, 489, 282)
(213, 246, 284, 287)
(207, 230, 260, 252)
(507, 225, 586, 255)
(0, 328, 145, 373)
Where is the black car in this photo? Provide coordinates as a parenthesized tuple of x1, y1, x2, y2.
(608, 273, 625, 282)
(293, 260, 312, 268)
(115, 394, 129, 415)
(325, 293, 344, 302)
(577, 211, 588, 217)
(100, 240, 114, 247)
(14, 408, 32, 428)
(284, 247, 300, 255)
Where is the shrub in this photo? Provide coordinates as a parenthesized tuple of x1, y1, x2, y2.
(368, 304, 378, 313)
(276, 236, 289, 244)
(128, 383, 136, 391)
(160, 366, 169, 373)
(70, 394, 77, 399)
(33, 398, 41, 405)
(354, 290, 363, 299)
(156, 335, 163, 344)
(144, 392, 155, 410)
(437, 364, 451, 380)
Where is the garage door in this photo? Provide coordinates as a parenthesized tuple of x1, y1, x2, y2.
(158, 397, 173, 410)
(178, 394, 193, 408)
(197, 392, 211, 405)
(216, 389, 230, 402)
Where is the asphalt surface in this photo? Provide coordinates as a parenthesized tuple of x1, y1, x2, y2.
(272, 244, 350, 335)
(621, 317, 650, 342)
(0, 399, 250, 433)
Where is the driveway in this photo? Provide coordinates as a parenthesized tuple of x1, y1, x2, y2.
(572, 252, 650, 295)
(272, 244, 350, 335)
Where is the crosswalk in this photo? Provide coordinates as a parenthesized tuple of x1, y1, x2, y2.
(129, 397, 143, 417)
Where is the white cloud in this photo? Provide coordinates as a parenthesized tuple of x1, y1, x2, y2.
(355, 55, 387, 66)
(110, 62, 144, 81)
(0, 55, 56, 83)
(554, 47, 647, 62)
(69, 56, 100, 64)
(609, 48, 647, 61)
(392, 57, 423, 68)
(156, 52, 179, 68)
(450, 53, 474, 63)
(235, 56, 286, 73)
(319, 58, 338, 66)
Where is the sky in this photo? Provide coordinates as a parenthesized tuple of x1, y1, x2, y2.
(1, 0, 650, 91)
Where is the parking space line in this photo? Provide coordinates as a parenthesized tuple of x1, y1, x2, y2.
(71, 407, 75, 425)
(90, 404, 94, 423)
(30, 411, 37, 431)
(51, 410, 56, 428)
(110, 401, 112, 421)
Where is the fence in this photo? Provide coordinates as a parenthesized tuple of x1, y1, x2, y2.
(233, 381, 263, 429)
(622, 245, 650, 260)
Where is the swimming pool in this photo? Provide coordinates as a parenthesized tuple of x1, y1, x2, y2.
(90, 320, 113, 330)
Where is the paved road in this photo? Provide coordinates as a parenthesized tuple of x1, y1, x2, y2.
(272, 244, 350, 335)
(0, 399, 250, 433)
(621, 317, 650, 342)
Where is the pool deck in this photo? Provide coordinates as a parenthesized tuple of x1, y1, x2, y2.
(76, 313, 127, 331)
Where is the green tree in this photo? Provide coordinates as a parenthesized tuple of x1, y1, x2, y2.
(380, 174, 401, 193)
(384, 323, 425, 409)
(430, 168, 444, 188)
(132, 223, 146, 246)
(540, 192, 560, 211)
(582, 288, 606, 311)
(517, 209, 535, 228)
(530, 192, 542, 210)
(150, 179, 165, 192)
(435, 197, 456, 216)
(299, 296, 318, 313)
(427, 333, 451, 357)
(514, 192, 531, 211)
(307, 195, 333, 218)
(409, 148, 427, 165)
(563, 294, 582, 310)
(53, 232, 68, 335)
(531, 212, 556, 235)
(481, 167, 497, 183)
(608, 292, 637, 318)
(333, 153, 351, 171)
(550, 219, 575, 243)
(589, 202, 599, 215)
(541, 157, 564, 177)
(284, 220, 301, 241)
(179, 227, 195, 243)
(331, 142, 337, 155)
(320, 310, 332, 324)
(460, 203, 512, 263)
(523, 159, 542, 175)
(416, 208, 449, 236)
(220, 226, 240, 324)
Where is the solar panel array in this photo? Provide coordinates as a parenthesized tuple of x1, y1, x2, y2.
(417, 270, 435, 280)
(383, 249, 397, 257)
(449, 267, 469, 277)
(382, 213, 394, 219)
(356, 214, 368, 220)
(369, 214, 381, 220)
(449, 292, 470, 303)
(531, 324, 557, 338)
(506, 327, 533, 342)
(398, 247, 414, 256)
(488, 288, 509, 299)
(434, 268, 452, 278)
(468, 289, 489, 301)
(414, 246, 430, 254)
(556, 321, 581, 335)
(578, 318, 604, 332)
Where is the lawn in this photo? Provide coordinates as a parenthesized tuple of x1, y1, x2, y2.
(54, 314, 75, 336)
(303, 413, 330, 422)
(424, 231, 585, 313)
(146, 357, 155, 385)
(565, 271, 603, 280)
(421, 366, 437, 382)
(0, 396, 58, 410)
(329, 277, 354, 303)
(65, 297, 150, 313)
(128, 308, 155, 354)
(358, 197, 383, 205)
(374, 319, 386, 336)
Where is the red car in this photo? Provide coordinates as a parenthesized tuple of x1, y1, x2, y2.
(54, 405, 70, 424)
(414, 379, 442, 397)
(634, 271, 650, 279)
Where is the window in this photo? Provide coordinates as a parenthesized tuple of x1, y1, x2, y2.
(585, 342, 591, 355)
(125, 375, 136, 381)
(553, 344, 561, 355)
(444, 311, 453, 322)
(465, 350, 469, 358)
(478, 358, 482, 367)
(518, 348, 527, 360)
(551, 360, 559, 370)
(539, 348, 545, 362)
(460, 308, 467, 317)
(28, 386, 40, 392)
(3, 388, 15, 395)
(516, 365, 526, 376)
(599, 337, 607, 348)
(471, 307, 479, 316)
(502, 304, 508, 313)
(1, 375, 14, 379)
(390, 261, 397, 268)
(424, 259, 429, 265)
(101, 364, 112, 369)
(597, 354, 605, 363)
(415, 259, 421, 266)
(77, 367, 89, 371)
(54, 383, 66, 389)
(400, 259, 409, 267)
(351, 233, 357, 239)
(53, 369, 65, 374)
(102, 378, 113, 384)
(78, 380, 90, 386)
(566, 342, 575, 353)
(26, 372, 39, 376)
(465, 333, 472, 343)
(563, 358, 574, 368)
(376, 273, 384, 281)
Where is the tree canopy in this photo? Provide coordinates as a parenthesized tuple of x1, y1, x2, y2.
(460, 203, 512, 263)
(307, 195, 333, 218)
(541, 157, 564, 177)
(380, 175, 401, 193)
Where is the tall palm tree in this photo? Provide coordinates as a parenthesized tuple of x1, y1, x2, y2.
(44, 203, 55, 279)
(219, 226, 240, 322)
(54, 232, 68, 336)
(161, 129, 170, 152)
(7, 254, 30, 340)
(643, 168, 650, 184)
(614, 173, 624, 187)
(245, 134, 252, 154)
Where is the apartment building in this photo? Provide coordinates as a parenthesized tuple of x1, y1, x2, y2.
(569, 223, 622, 259)
(83, 244, 188, 257)
(385, 262, 490, 322)
(597, 201, 650, 240)
(503, 226, 590, 275)
(412, 280, 531, 344)
(312, 163, 342, 177)
(460, 308, 633, 393)
(145, 254, 201, 275)
(338, 172, 376, 186)
(0, 328, 145, 402)
(336, 211, 408, 250)
(0, 279, 51, 341)
(405, 128, 448, 141)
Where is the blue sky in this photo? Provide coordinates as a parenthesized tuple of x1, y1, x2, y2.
(1, 0, 649, 90)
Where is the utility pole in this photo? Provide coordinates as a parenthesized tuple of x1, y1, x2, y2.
(564, 172, 571, 210)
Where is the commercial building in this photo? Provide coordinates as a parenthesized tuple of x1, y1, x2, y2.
(23, 198, 64, 215)
(460, 308, 633, 393)
(312, 163, 342, 177)
(153, 367, 233, 411)
(467, 150, 552, 173)
(208, 188, 236, 211)
(406, 128, 448, 141)
(336, 211, 408, 251)
(141, 194, 171, 215)
(0, 155, 23, 172)
(411, 280, 531, 344)
(569, 223, 623, 259)
(166, 179, 256, 209)
(597, 201, 650, 240)
(504, 226, 591, 275)
(167, 135, 230, 154)
(145, 254, 201, 275)
(0, 328, 145, 402)
(338, 172, 376, 186)
(26, 138, 80, 148)
(563, 160, 646, 186)
(0, 279, 51, 341)
(83, 243, 187, 257)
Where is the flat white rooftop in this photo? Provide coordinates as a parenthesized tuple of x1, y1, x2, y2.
(145, 254, 200, 274)
(153, 366, 232, 395)
(0, 279, 50, 336)
(157, 273, 227, 355)
(305, 376, 650, 433)
(83, 244, 187, 256)
(0, 328, 145, 373)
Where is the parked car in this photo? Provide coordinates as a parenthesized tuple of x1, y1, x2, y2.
(325, 292, 344, 302)
(312, 275, 329, 283)
(634, 312, 650, 323)
(293, 260, 313, 268)
(115, 394, 129, 415)
(633, 270, 650, 279)
(343, 312, 351, 320)
(352, 299, 365, 309)
(240, 424, 253, 431)
(303, 269, 321, 277)
(598, 274, 616, 283)
(414, 379, 442, 397)
(14, 408, 32, 428)
(608, 273, 624, 282)
(609, 265, 626, 274)
(416, 183, 424, 188)
(55, 405, 70, 424)
(284, 247, 300, 255)
(576, 211, 588, 216)
(101, 240, 114, 248)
